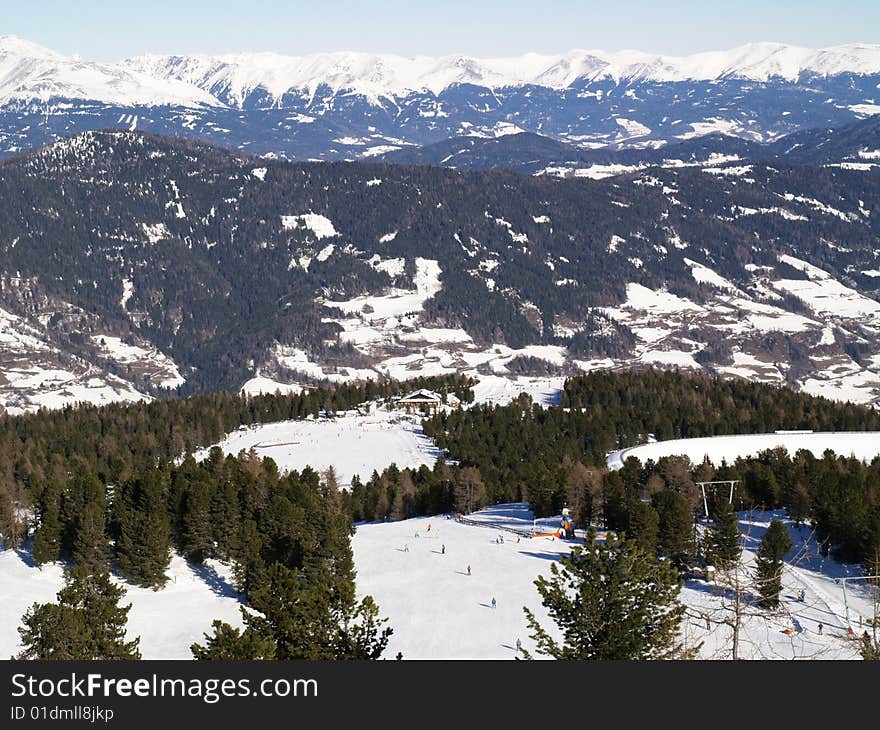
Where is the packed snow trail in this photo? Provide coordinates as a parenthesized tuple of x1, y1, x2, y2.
(352, 508, 573, 659)
(354, 505, 870, 659)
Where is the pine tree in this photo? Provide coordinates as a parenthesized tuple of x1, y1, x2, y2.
(334, 595, 393, 660)
(652, 490, 695, 570)
(624, 500, 659, 556)
(17, 568, 140, 660)
(115, 471, 172, 588)
(522, 530, 693, 659)
(754, 520, 792, 608)
(32, 478, 64, 565)
(707, 498, 741, 568)
(180, 478, 213, 563)
(191, 620, 276, 660)
(220, 563, 392, 660)
(73, 500, 109, 573)
(16, 603, 91, 660)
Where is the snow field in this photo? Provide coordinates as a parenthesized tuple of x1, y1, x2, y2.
(0, 550, 244, 660)
(606, 431, 880, 470)
(194, 408, 445, 487)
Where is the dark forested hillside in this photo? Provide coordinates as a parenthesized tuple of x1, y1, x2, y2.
(0, 132, 880, 404)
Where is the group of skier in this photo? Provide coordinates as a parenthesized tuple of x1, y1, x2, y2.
(399, 520, 504, 616)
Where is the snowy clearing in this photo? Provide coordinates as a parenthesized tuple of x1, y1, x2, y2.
(195, 407, 444, 487)
(607, 431, 880, 470)
(0, 549, 244, 660)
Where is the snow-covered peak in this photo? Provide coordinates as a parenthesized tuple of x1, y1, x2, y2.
(122, 42, 880, 106)
(0, 36, 222, 108)
(4, 37, 880, 110)
(0, 35, 65, 62)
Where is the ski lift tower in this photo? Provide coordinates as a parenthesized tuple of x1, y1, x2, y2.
(834, 574, 880, 633)
(696, 480, 739, 518)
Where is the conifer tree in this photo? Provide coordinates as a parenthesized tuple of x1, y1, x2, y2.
(652, 490, 695, 569)
(191, 620, 276, 660)
(32, 479, 64, 565)
(17, 568, 140, 660)
(707, 498, 741, 568)
(199, 563, 392, 660)
(180, 478, 213, 563)
(72, 500, 109, 573)
(754, 520, 792, 608)
(522, 530, 693, 660)
(625, 500, 659, 556)
(115, 470, 172, 588)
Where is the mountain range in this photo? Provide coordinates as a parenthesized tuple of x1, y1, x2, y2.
(2, 36, 880, 160)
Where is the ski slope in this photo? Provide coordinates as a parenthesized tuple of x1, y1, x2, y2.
(682, 510, 874, 659)
(352, 504, 873, 659)
(607, 431, 880, 470)
(195, 407, 444, 487)
(352, 505, 572, 659)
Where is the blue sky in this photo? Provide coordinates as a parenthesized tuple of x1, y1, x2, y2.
(5, 0, 880, 60)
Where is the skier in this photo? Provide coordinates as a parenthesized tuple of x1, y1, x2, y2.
(500, 535, 504, 544)
(415, 531, 420, 538)
(515, 638, 522, 653)
(467, 564, 471, 576)
(491, 597, 497, 610)
(798, 589, 806, 602)
(817, 623, 823, 635)
(427, 523, 431, 532)
(441, 544, 446, 554)
(404, 544, 409, 552)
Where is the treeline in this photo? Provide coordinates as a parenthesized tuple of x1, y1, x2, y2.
(423, 369, 880, 518)
(0, 373, 473, 551)
(584, 448, 880, 571)
(18, 447, 392, 659)
(341, 461, 489, 523)
(561, 369, 880, 445)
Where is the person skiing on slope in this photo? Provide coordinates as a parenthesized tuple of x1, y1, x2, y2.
(441, 544, 446, 554)
(467, 565, 471, 576)
(491, 597, 497, 609)
(427, 523, 431, 532)
(404, 544, 409, 552)
(818, 623, 823, 634)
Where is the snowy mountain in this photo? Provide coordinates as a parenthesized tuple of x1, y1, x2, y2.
(380, 116, 880, 174)
(0, 36, 219, 108)
(1, 36, 880, 159)
(123, 42, 880, 101)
